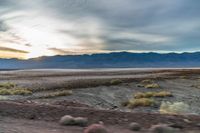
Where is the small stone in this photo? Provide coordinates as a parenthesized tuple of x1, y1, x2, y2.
(150, 124, 179, 133)
(129, 122, 141, 131)
(74, 117, 88, 127)
(183, 119, 192, 123)
(98, 121, 104, 125)
(59, 115, 75, 125)
(196, 123, 200, 127)
(168, 123, 183, 129)
(84, 124, 108, 133)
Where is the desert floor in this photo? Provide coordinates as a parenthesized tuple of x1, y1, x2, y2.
(0, 68, 200, 133)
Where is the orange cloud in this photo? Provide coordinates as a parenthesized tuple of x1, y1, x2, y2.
(0, 46, 28, 59)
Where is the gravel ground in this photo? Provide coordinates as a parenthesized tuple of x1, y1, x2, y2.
(0, 69, 200, 132)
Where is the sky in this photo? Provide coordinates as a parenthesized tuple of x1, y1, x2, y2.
(0, 0, 200, 59)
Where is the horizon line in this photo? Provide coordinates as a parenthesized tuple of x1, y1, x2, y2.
(1, 51, 200, 60)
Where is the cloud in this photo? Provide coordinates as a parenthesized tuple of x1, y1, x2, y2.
(0, 46, 28, 53)
(0, 20, 8, 32)
(0, 0, 200, 59)
(48, 48, 76, 55)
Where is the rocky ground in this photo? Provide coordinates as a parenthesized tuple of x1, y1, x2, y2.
(0, 68, 200, 132)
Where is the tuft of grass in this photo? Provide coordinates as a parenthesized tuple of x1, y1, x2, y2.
(12, 88, 33, 95)
(137, 79, 160, 89)
(0, 82, 16, 89)
(134, 91, 172, 99)
(0, 88, 32, 95)
(0, 89, 11, 95)
(123, 98, 156, 109)
(39, 90, 73, 99)
(153, 91, 172, 97)
(179, 76, 187, 79)
(160, 102, 190, 114)
(141, 79, 154, 84)
(110, 79, 123, 85)
(144, 83, 160, 89)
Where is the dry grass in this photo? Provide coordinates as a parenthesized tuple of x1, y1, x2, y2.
(0, 82, 16, 89)
(110, 79, 123, 85)
(122, 98, 155, 109)
(160, 101, 190, 114)
(179, 76, 188, 79)
(141, 79, 154, 84)
(126, 98, 155, 109)
(144, 83, 160, 89)
(137, 79, 160, 89)
(0, 82, 32, 95)
(134, 91, 172, 99)
(0, 88, 32, 95)
(39, 90, 73, 99)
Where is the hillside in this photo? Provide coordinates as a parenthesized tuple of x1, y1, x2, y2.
(1, 52, 200, 69)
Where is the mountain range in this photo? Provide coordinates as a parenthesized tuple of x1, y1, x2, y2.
(1, 52, 200, 69)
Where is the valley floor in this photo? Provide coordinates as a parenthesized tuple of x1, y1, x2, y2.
(0, 68, 200, 132)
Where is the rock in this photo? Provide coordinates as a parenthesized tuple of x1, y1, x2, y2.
(129, 122, 141, 131)
(74, 117, 88, 127)
(59, 115, 75, 125)
(168, 123, 183, 129)
(150, 124, 179, 133)
(196, 123, 200, 127)
(84, 124, 108, 133)
(98, 121, 104, 125)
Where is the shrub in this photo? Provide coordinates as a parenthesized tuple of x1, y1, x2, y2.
(12, 88, 33, 95)
(160, 102, 190, 114)
(110, 79, 123, 85)
(0, 82, 16, 89)
(153, 91, 172, 97)
(141, 79, 154, 84)
(144, 83, 160, 89)
(0, 88, 32, 95)
(0, 89, 11, 95)
(137, 80, 160, 88)
(39, 90, 72, 99)
(134, 91, 172, 99)
(125, 98, 155, 109)
(179, 76, 187, 79)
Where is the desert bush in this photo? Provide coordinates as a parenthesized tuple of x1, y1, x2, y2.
(124, 98, 155, 109)
(39, 90, 72, 99)
(0, 88, 32, 95)
(134, 91, 172, 99)
(12, 88, 33, 95)
(144, 83, 160, 89)
(137, 79, 160, 89)
(0, 82, 16, 89)
(179, 76, 187, 79)
(141, 79, 154, 84)
(160, 101, 190, 114)
(0, 89, 11, 95)
(110, 79, 123, 85)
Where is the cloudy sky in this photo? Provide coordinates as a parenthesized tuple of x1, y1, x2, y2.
(0, 0, 200, 59)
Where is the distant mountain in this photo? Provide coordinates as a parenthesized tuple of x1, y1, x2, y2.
(1, 52, 200, 69)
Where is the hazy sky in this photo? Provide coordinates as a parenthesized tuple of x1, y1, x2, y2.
(0, 0, 200, 59)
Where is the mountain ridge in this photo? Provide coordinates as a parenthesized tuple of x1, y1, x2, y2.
(1, 52, 200, 69)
